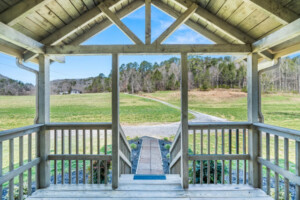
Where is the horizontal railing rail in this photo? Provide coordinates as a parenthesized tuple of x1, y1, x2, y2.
(253, 123, 300, 200)
(0, 124, 42, 200)
(46, 122, 112, 185)
(188, 122, 250, 185)
(119, 125, 131, 175)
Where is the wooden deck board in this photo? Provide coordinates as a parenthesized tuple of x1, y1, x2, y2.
(27, 175, 273, 200)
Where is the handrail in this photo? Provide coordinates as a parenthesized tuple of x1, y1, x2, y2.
(46, 122, 112, 130)
(119, 125, 131, 153)
(169, 123, 181, 153)
(254, 122, 300, 141)
(0, 124, 43, 142)
(188, 121, 251, 129)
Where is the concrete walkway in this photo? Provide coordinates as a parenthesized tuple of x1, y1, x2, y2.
(136, 137, 164, 174)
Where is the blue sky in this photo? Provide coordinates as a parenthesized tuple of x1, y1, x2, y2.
(0, 5, 298, 85)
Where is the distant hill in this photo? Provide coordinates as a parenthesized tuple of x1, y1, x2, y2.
(0, 74, 35, 95)
(51, 78, 93, 94)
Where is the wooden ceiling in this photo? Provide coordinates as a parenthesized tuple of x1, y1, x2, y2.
(0, 0, 299, 62)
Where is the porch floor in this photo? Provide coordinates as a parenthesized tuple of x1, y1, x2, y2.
(27, 175, 273, 199)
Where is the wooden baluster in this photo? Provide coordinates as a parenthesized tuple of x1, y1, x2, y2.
(207, 129, 210, 184)
(61, 130, 65, 184)
(296, 140, 300, 200)
(274, 135, 279, 199)
(54, 130, 57, 184)
(105, 129, 108, 184)
(97, 129, 100, 184)
(35, 132, 39, 188)
(214, 129, 218, 184)
(83, 129, 86, 184)
(221, 129, 225, 184)
(243, 129, 246, 184)
(236, 129, 239, 184)
(266, 132, 270, 194)
(69, 129, 72, 184)
(193, 129, 196, 184)
(0, 141, 2, 197)
(200, 129, 203, 184)
(284, 138, 289, 200)
(76, 129, 79, 184)
(19, 136, 24, 199)
(229, 129, 232, 184)
(9, 138, 14, 200)
(28, 134, 32, 195)
(90, 129, 93, 184)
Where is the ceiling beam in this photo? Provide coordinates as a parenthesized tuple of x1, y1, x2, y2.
(153, 3, 198, 44)
(23, 0, 124, 62)
(0, 22, 44, 54)
(0, 0, 53, 26)
(45, 44, 251, 55)
(98, 3, 143, 44)
(151, 0, 228, 44)
(253, 18, 300, 53)
(145, 0, 151, 44)
(245, 0, 299, 25)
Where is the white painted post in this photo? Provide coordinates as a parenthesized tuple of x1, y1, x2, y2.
(247, 53, 261, 188)
(181, 52, 189, 189)
(37, 54, 50, 188)
(112, 53, 120, 189)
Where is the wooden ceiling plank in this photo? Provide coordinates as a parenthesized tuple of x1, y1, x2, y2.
(0, 0, 53, 26)
(152, 3, 198, 44)
(98, 2, 143, 45)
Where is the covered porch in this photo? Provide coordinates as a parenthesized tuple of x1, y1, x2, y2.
(0, 0, 300, 200)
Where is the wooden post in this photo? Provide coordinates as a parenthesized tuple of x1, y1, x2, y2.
(145, 0, 151, 44)
(247, 53, 261, 188)
(37, 54, 50, 188)
(112, 53, 119, 189)
(296, 141, 300, 199)
(181, 52, 189, 189)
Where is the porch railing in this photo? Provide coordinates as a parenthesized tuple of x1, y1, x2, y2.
(254, 123, 300, 200)
(46, 122, 112, 185)
(169, 124, 182, 174)
(0, 124, 43, 200)
(119, 125, 131, 175)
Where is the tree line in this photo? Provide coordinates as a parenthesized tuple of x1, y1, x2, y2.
(85, 56, 300, 94)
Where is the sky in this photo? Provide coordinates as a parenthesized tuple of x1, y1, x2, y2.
(0, 5, 299, 85)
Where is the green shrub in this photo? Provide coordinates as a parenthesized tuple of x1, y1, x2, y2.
(130, 143, 137, 149)
(163, 137, 169, 141)
(89, 160, 111, 184)
(165, 144, 171, 150)
(241, 87, 247, 93)
(133, 136, 139, 142)
(166, 153, 170, 159)
(6, 184, 29, 200)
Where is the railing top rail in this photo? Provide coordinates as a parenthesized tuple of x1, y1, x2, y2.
(170, 123, 182, 153)
(188, 121, 251, 129)
(254, 122, 300, 141)
(0, 124, 43, 142)
(119, 125, 131, 153)
(46, 122, 112, 130)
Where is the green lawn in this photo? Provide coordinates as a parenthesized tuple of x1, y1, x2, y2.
(140, 90, 300, 130)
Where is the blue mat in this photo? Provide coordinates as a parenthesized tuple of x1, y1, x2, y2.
(133, 174, 166, 180)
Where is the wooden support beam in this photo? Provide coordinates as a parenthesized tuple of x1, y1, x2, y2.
(253, 18, 300, 53)
(152, 0, 227, 44)
(145, 0, 151, 44)
(0, 22, 44, 54)
(153, 3, 198, 44)
(245, 0, 299, 25)
(0, 0, 52, 26)
(46, 44, 251, 55)
(180, 52, 189, 189)
(37, 54, 50, 189)
(98, 3, 143, 45)
(112, 53, 119, 189)
(247, 53, 261, 188)
(23, 0, 125, 62)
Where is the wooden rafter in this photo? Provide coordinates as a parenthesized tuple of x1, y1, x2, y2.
(0, 0, 53, 26)
(45, 44, 251, 55)
(145, 0, 151, 44)
(253, 18, 300, 53)
(98, 3, 143, 45)
(152, 3, 198, 44)
(151, 0, 227, 44)
(245, 0, 299, 25)
(23, 0, 124, 62)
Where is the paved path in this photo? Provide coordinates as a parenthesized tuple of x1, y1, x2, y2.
(136, 137, 164, 174)
(122, 94, 227, 138)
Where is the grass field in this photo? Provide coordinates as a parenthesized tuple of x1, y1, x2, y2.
(140, 89, 300, 130)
